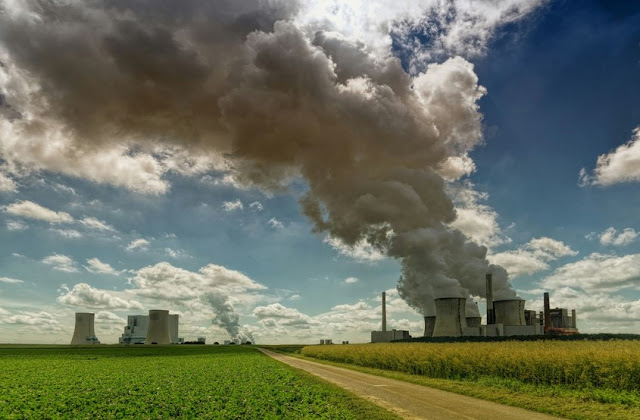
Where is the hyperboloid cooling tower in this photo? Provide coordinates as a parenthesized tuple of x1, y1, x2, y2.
(432, 298, 467, 337)
(423, 316, 436, 337)
(145, 309, 171, 344)
(465, 316, 482, 327)
(494, 299, 526, 326)
(70, 312, 100, 345)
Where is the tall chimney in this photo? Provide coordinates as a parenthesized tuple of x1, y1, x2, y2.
(571, 309, 577, 329)
(543, 292, 551, 331)
(382, 292, 387, 332)
(486, 273, 494, 324)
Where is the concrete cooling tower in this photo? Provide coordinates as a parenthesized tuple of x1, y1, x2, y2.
(494, 299, 526, 326)
(432, 298, 467, 337)
(70, 312, 100, 345)
(423, 316, 436, 337)
(145, 310, 171, 344)
(465, 316, 482, 328)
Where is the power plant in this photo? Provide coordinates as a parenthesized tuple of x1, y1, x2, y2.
(70, 312, 100, 345)
(371, 292, 411, 342)
(119, 311, 182, 344)
(417, 274, 579, 338)
(371, 274, 580, 342)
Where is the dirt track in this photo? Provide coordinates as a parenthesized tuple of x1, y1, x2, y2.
(259, 349, 561, 420)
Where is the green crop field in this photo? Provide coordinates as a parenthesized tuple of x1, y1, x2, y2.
(302, 341, 640, 419)
(0, 345, 398, 419)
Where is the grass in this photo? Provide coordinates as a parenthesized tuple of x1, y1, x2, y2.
(300, 341, 640, 420)
(0, 345, 400, 419)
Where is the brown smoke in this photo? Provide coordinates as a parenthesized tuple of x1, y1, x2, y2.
(0, 0, 517, 317)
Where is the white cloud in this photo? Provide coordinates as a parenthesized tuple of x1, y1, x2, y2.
(596, 227, 638, 247)
(490, 237, 577, 278)
(50, 228, 83, 239)
(95, 311, 126, 324)
(6, 220, 27, 231)
(5, 200, 73, 223)
(541, 253, 640, 293)
(42, 253, 78, 273)
(344, 277, 358, 284)
(126, 238, 150, 251)
(580, 126, 640, 186)
(84, 257, 119, 276)
(437, 154, 476, 181)
(289, 294, 301, 301)
(132, 262, 267, 302)
(222, 199, 243, 212)
(0, 311, 61, 330)
(79, 217, 115, 232)
(299, 1, 545, 73)
(57, 283, 143, 309)
(449, 183, 510, 248)
(0, 277, 23, 284)
(165, 248, 190, 259)
(0, 171, 17, 192)
(324, 235, 386, 262)
(249, 201, 263, 211)
(267, 217, 284, 229)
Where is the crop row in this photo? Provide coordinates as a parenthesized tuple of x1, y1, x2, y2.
(301, 340, 640, 391)
(0, 346, 396, 419)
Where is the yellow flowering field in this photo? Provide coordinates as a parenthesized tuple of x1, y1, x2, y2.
(302, 341, 640, 390)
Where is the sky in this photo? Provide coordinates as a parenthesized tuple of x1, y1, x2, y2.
(0, 0, 639, 344)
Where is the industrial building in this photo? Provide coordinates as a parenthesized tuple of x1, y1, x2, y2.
(119, 311, 182, 344)
(70, 312, 100, 345)
(420, 274, 579, 338)
(371, 292, 411, 342)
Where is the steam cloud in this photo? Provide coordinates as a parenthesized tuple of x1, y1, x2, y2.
(205, 293, 254, 344)
(0, 1, 528, 318)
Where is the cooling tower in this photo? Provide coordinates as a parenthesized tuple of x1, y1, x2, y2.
(145, 309, 171, 344)
(465, 316, 482, 327)
(494, 299, 526, 326)
(70, 312, 100, 345)
(432, 298, 467, 337)
(169, 314, 179, 344)
(423, 316, 436, 337)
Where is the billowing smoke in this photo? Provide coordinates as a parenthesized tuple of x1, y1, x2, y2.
(204, 293, 254, 344)
(0, 1, 532, 318)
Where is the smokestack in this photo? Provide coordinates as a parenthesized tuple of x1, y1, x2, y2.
(486, 273, 494, 324)
(571, 309, 576, 329)
(146, 310, 171, 345)
(494, 299, 526, 326)
(423, 316, 436, 337)
(382, 292, 387, 332)
(70, 312, 99, 345)
(543, 293, 551, 331)
(432, 297, 467, 337)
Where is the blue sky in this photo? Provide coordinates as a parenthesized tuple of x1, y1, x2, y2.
(1, 0, 639, 344)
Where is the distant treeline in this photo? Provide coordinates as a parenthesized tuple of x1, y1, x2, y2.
(393, 333, 640, 343)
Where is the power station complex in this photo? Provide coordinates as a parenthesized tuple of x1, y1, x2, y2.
(119, 311, 182, 344)
(372, 274, 579, 342)
(70, 309, 183, 345)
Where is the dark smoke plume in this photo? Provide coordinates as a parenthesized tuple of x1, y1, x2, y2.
(0, 0, 519, 318)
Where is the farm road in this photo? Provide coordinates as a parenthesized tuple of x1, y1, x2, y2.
(259, 349, 561, 420)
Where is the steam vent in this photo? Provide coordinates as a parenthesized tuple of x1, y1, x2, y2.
(70, 312, 100, 345)
(145, 309, 171, 345)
